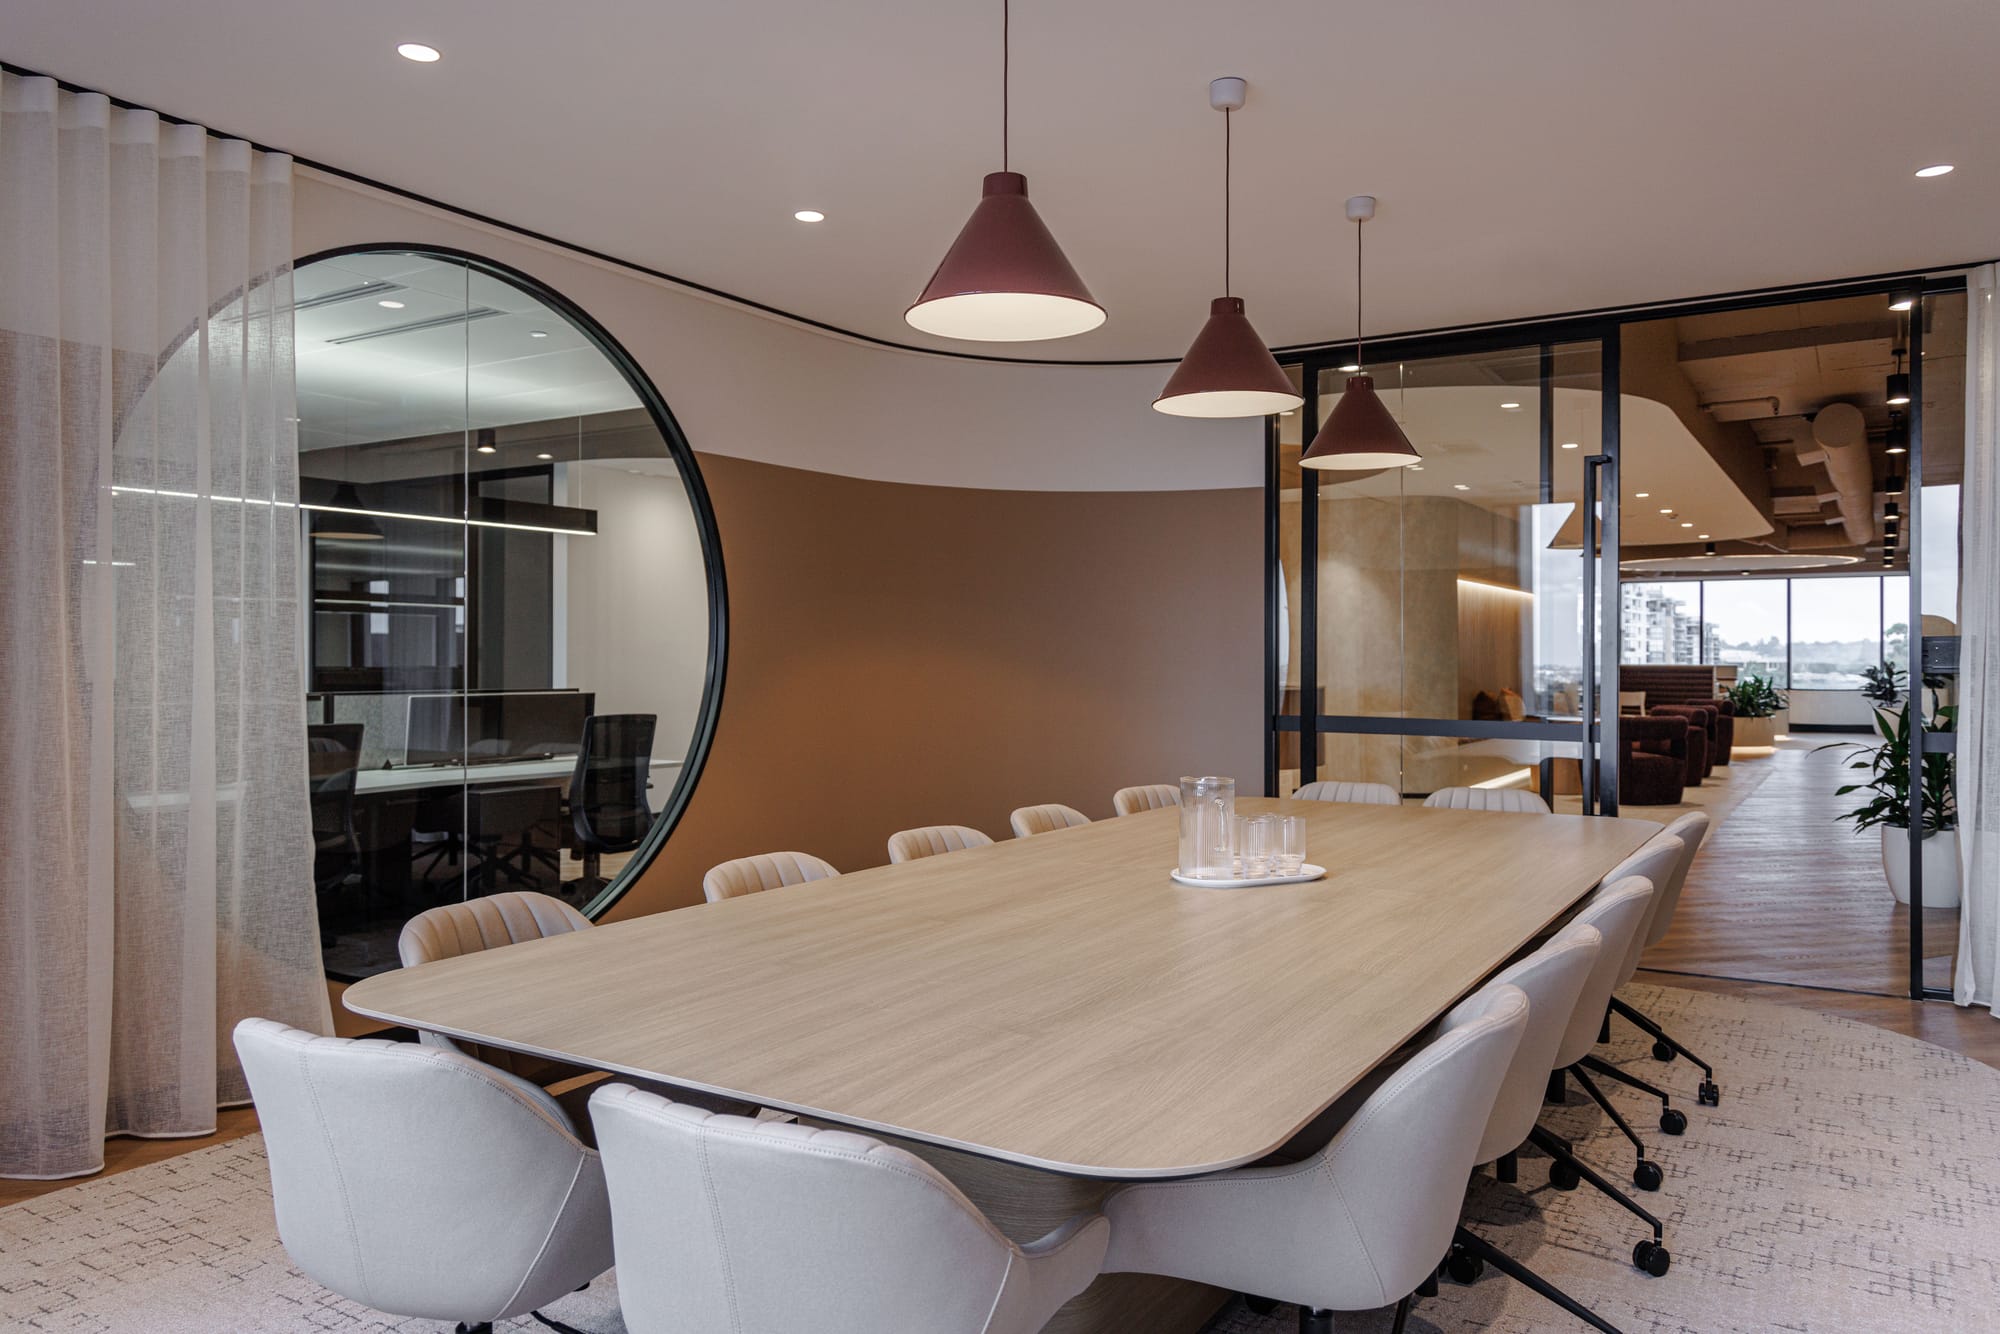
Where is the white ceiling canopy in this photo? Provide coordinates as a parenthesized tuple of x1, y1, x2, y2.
(6, 1, 1996, 361)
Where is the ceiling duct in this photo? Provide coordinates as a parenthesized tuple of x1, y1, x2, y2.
(1809, 401, 1877, 546)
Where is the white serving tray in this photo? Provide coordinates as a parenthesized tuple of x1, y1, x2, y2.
(1170, 863, 1328, 890)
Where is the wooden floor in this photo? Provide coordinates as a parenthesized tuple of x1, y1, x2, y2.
(0, 1107, 261, 1209)
(1641, 739, 1959, 997)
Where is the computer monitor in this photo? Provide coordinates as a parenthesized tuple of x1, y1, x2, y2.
(402, 690, 593, 766)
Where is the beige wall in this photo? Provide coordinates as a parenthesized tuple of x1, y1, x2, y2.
(292, 170, 1266, 919)
(612, 457, 1264, 916)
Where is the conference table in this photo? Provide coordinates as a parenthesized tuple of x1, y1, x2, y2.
(345, 797, 1658, 1332)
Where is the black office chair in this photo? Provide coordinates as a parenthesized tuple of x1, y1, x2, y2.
(308, 724, 365, 936)
(569, 713, 657, 892)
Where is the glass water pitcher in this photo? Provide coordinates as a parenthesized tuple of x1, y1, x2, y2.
(1178, 776, 1236, 878)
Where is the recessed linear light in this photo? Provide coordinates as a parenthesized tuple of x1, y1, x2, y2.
(1500, 402, 1523, 411)
(528, 329, 549, 339)
(793, 210, 826, 223)
(105, 484, 596, 537)
(1890, 297, 1916, 312)
(397, 42, 442, 62)
(1560, 441, 1579, 450)
(377, 299, 405, 309)
(1635, 491, 1650, 498)
(1915, 164, 1955, 178)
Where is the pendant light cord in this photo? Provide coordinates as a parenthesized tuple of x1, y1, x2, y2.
(1354, 216, 1365, 369)
(1223, 107, 1232, 295)
(1001, 0, 1010, 172)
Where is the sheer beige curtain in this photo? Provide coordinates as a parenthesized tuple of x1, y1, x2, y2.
(0, 73, 329, 1180)
(1957, 265, 1999, 1013)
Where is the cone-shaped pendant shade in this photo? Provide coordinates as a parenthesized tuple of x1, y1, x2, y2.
(906, 172, 1105, 342)
(311, 482, 385, 541)
(1299, 374, 1422, 470)
(1153, 297, 1303, 418)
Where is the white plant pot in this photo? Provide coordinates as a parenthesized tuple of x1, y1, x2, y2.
(1881, 826, 1961, 910)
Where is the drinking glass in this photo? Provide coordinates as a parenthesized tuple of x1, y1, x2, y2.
(1231, 815, 1250, 876)
(1276, 816, 1307, 875)
(1244, 814, 1279, 878)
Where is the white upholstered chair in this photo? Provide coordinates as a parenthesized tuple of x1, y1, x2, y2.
(1422, 786, 1551, 814)
(1100, 984, 1529, 1334)
(398, 891, 594, 1087)
(1607, 813, 1719, 1105)
(589, 1086, 1109, 1334)
(887, 824, 995, 864)
(1291, 780, 1400, 806)
(703, 850, 841, 903)
(1111, 783, 1181, 817)
(1009, 803, 1092, 838)
(1432, 925, 1639, 1325)
(1533, 875, 1677, 1273)
(1566, 837, 1687, 1132)
(234, 1019, 611, 1333)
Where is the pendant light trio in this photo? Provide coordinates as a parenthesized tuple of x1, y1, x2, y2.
(904, 1, 1418, 467)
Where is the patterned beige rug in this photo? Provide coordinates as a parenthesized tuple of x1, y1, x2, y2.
(3, 983, 1997, 1333)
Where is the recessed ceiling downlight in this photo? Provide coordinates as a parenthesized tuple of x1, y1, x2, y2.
(377, 299, 405, 309)
(1914, 164, 1955, 178)
(396, 43, 442, 62)
(794, 210, 826, 223)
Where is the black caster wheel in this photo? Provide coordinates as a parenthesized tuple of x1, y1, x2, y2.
(1652, 1040, 1675, 1062)
(1633, 1159, 1664, 1192)
(1633, 1240, 1672, 1277)
(1698, 1080, 1721, 1106)
(1242, 1296, 1278, 1315)
(1446, 1248, 1485, 1285)
(1548, 1159, 1581, 1191)
(1660, 1107, 1688, 1136)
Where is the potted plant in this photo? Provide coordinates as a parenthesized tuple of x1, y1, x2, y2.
(1727, 672, 1789, 749)
(1822, 694, 1959, 909)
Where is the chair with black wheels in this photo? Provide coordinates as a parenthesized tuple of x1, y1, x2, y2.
(1534, 875, 1678, 1279)
(1603, 813, 1720, 1107)
(1436, 921, 1635, 1327)
(569, 713, 657, 893)
(308, 724, 365, 936)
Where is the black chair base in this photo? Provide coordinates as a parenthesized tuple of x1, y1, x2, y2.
(1297, 1296, 1412, 1334)
(1611, 996, 1721, 1105)
(1582, 1054, 1689, 1135)
(1530, 1125, 1669, 1273)
(1567, 1064, 1664, 1190)
(1448, 1226, 1623, 1333)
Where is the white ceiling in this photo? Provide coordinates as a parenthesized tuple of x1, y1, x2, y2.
(8, 1, 1998, 361)
(295, 252, 640, 449)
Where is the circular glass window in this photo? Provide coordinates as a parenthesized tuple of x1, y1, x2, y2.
(296, 247, 725, 979)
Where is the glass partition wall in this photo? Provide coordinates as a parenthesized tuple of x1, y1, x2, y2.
(299, 248, 724, 980)
(1269, 278, 1968, 999)
(1274, 333, 1622, 811)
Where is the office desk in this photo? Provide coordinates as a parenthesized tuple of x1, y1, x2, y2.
(347, 799, 1654, 1330)
(354, 756, 681, 795)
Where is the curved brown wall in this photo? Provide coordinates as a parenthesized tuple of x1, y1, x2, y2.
(608, 455, 1265, 918)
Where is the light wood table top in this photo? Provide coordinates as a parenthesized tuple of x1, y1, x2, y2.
(345, 799, 1659, 1178)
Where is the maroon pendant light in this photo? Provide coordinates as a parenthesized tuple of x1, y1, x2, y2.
(1300, 196, 1422, 471)
(905, 0, 1104, 342)
(1154, 79, 1303, 418)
